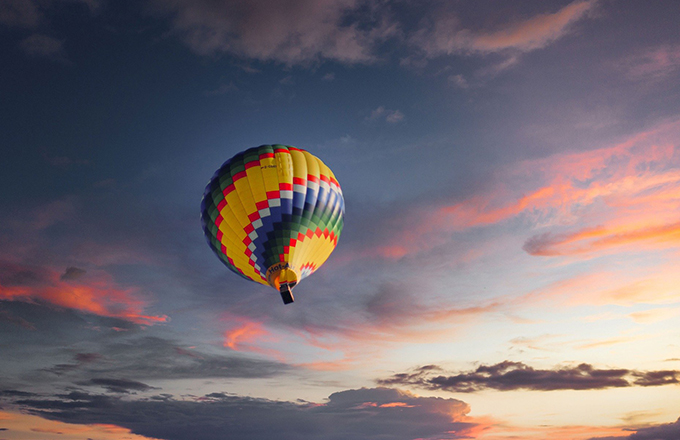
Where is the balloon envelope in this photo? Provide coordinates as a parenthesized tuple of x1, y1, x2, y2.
(201, 145, 345, 304)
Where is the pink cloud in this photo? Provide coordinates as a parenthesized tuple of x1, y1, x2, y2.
(625, 45, 680, 80)
(410, 0, 596, 57)
(469, 0, 596, 52)
(358, 118, 680, 262)
(211, 291, 503, 371)
(209, 120, 680, 368)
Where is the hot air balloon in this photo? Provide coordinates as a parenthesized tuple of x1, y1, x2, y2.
(201, 145, 344, 304)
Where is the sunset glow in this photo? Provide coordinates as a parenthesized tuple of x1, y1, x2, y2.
(0, 1, 678, 439)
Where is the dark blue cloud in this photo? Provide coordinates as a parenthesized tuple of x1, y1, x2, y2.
(10, 387, 476, 440)
(590, 417, 680, 440)
(378, 362, 680, 392)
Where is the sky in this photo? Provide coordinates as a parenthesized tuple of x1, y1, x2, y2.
(1, 0, 679, 439)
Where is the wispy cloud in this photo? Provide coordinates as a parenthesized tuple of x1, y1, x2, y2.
(84, 378, 159, 394)
(221, 315, 285, 359)
(148, 0, 397, 65)
(60, 266, 87, 281)
(409, 0, 597, 57)
(204, 82, 238, 96)
(624, 45, 680, 81)
(20, 33, 67, 61)
(1, 0, 99, 60)
(366, 106, 405, 123)
(628, 306, 680, 324)
(352, 118, 680, 262)
(523, 222, 680, 256)
(522, 267, 680, 308)
(0, 0, 100, 29)
(0, 0, 42, 28)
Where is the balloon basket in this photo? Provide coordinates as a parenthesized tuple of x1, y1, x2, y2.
(280, 284, 294, 304)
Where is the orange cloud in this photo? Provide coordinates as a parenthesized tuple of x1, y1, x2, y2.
(223, 320, 269, 350)
(473, 422, 630, 440)
(379, 401, 414, 408)
(0, 410, 163, 440)
(0, 262, 166, 325)
(628, 307, 680, 324)
(221, 315, 286, 360)
(524, 222, 680, 256)
(517, 263, 680, 309)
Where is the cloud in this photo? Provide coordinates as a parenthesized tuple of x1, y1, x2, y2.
(377, 361, 679, 392)
(0, 390, 37, 398)
(223, 320, 269, 350)
(625, 45, 680, 81)
(43, 151, 90, 167)
(448, 74, 468, 88)
(0, 410, 160, 440)
(409, 0, 596, 58)
(204, 82, 239, 96)
(627, 417, 680, 440)
(0, 260, 166, 325)
(60, 266, 86, 281)
(523, 222, 680, 256)
(366, 106, 405, 123)
(85, 378, 159, 394)
(20, 34, 67, 60)
(0, 308, 36, 330)
(521, 265, 680, 309)
(8, 387, 479, 440)
(0, 0, 100, 28)
(628, 307, 680, 324)
(256, 280, 506, 371)
(148, 0, 397, 65)
(0, 302, 291, 394)
(351, 118, 680, 262)
(45, 352, 103, 375)
(1, 0, 100, 62)
(0, 0, 41, 28)
(171, 120, 680, 369)
(588, 417, 680, 440)
(221, 315, 284, 359)
(44, 336, 291, 382)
